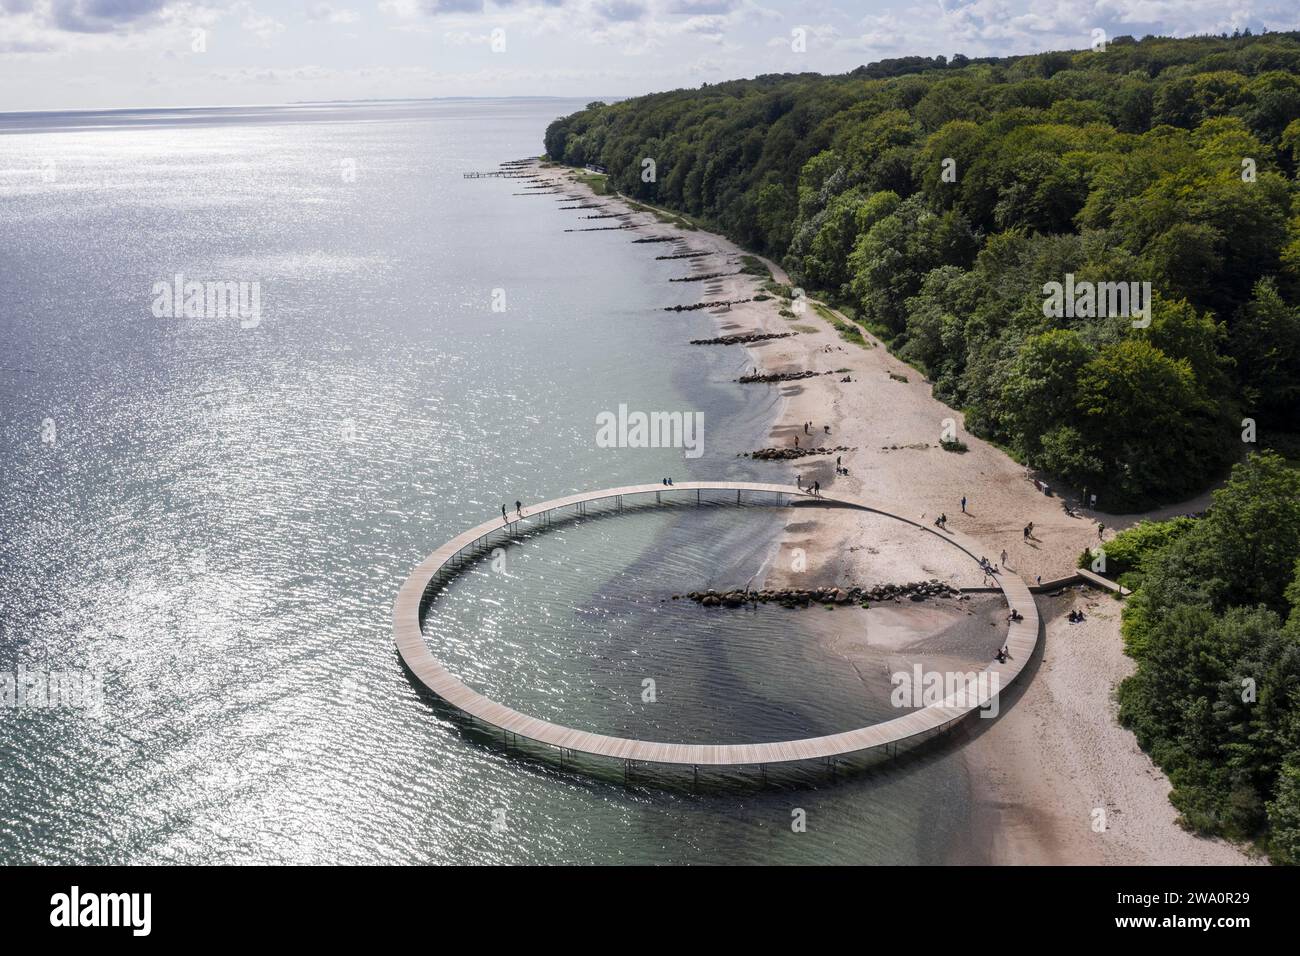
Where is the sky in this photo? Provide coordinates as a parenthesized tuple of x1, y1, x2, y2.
(0, 0, 1298, 111)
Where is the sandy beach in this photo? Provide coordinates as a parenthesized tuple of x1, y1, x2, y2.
(960, 590, 1259, 864)
(541, 162, 1254, 865)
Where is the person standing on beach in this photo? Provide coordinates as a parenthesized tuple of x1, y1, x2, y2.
(1001, 549, 1008, 567)
(796, 475, 802, 490)
(794, 435, 799, 448)
(961, 496, 967, 514)
(813, 480, 820, 496)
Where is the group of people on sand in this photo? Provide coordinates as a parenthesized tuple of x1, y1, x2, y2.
(1068, 609, 1087, 624)
(801, 421, 831, 436)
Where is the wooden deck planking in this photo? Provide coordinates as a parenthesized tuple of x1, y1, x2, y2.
(393, 482, 1041, 767)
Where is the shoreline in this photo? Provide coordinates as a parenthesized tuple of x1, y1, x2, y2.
(537, 161, 1255, 865)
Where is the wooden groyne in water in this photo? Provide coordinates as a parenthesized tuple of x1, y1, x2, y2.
(670, 271, 739, 283)
(464, 170, 534, 179)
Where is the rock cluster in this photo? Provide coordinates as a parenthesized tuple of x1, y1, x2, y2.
(688, 329, 790, 343)
(679, 580, 960, 608)
(670, 272, 736, 283)
(736, 370, 829, 384)
(744, 445, 850, 460)
(671, 299, 755, 314)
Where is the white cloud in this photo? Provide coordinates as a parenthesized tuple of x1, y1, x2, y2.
(307, 2, 359, 24)
(233, 2, 284, 42)
(4, 0, 1300, 109)
(443, 27, 490, 43)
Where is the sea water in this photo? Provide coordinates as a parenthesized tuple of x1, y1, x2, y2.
(0, 99, 979, 864)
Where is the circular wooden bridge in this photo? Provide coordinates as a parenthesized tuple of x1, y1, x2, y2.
(393, 482, 1039, 768)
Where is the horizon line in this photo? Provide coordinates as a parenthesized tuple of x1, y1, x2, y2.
(0, 94, 625, 119)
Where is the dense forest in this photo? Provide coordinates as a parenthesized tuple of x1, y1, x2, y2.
(545, 32, 1300, 510)
(547, 33, 1300, 860)
(1105, 452, 1300, 862)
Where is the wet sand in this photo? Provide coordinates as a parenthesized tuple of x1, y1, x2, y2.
(545, 162, 1254, 865)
